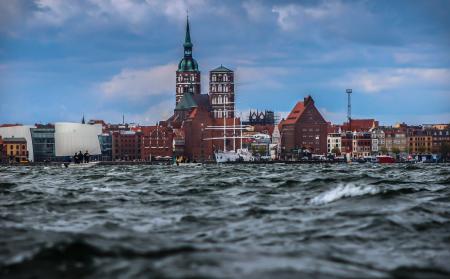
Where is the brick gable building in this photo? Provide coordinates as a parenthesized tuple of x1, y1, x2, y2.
(279, 96, 328, 158)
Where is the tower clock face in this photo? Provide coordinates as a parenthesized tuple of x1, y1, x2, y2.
(185, 50, 191, 55)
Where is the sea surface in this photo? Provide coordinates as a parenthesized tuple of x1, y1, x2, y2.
(1, 163, 449, 279)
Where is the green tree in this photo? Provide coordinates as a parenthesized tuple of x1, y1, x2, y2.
(380, 146, 388, 154)
(331, 147, 340, 155)
(392, 147, 401, 155)
(440, 143, 450, 162)
(258, 145, 266, 156)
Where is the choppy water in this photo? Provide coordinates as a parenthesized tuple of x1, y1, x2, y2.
(1, 163, 450, 279)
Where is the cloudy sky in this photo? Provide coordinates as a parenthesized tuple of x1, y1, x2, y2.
(0, 0, 449, 125)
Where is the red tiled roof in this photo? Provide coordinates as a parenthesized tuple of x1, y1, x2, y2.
(342, 119, 378, 132)
(282, 101, 305, 125)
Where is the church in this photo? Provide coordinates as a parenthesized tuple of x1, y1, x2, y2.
(162, 17, 240, 162)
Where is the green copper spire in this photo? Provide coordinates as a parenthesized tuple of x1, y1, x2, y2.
(183, 16, 192, 49)
(178, 15, 198, 71)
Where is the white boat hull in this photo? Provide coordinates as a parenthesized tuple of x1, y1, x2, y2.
(215, 151, 240, 163)
(62, 161, 100, 168)
(215, 149, 254, 163)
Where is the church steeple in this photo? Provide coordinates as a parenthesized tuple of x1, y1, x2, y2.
(178, 15, 198, 71)
(183, 16, 193, 57)
(176, 15, 200, 105)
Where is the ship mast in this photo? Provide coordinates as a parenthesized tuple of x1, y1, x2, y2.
(223, 100, 226, 152)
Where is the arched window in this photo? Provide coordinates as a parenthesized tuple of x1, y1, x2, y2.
(224, 95, 228, 104)
(223, 74, 227, 81)
(212, 75, 216, 82)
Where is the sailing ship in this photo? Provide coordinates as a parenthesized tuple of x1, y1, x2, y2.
(203, 102, 255, 163)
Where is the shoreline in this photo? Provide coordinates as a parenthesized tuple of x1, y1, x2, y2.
(0, 160, 446, 166)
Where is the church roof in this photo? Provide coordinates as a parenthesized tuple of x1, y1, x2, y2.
(192, 94, 210, 110)
(175, 92, 197, 111)
(178, 58, 198, 71)
(211, 65, 232, 72)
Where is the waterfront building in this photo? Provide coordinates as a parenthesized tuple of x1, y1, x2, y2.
(209, 65, 234, 118)
(175, 17, 201, 105)
(340, 132, 353, 158)
(243, 110, 276, 126)
(384, 128, 407, 153)
(54, 123, 102, 161)
(279, 96, 328, 158)
(423, 124, 449, 130)
(0, 125, 35, 161)
(371, 127, 386, 154)
(429, 127, 450, 154)
(407, 128, 433, 154)
(139, 126, 173, 160)
(242, 110, 276, 141)
(98, 133, 112, 161)
(30, 124, 55, 162)
(0, 136, 4, 163)
(341, 119, 378, 132)
(327, 133, 342, 154)
(112, 130, 142, 161)
(352, 132, 372, 158)
(3, 137, 28, 163)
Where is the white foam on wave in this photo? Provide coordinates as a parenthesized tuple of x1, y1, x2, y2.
(310, 183, 379, 205)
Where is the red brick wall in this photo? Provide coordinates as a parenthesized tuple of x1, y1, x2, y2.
(140, 126, 174, 160)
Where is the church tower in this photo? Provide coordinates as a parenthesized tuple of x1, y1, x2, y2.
(209, 65, 235, 118)
(175, 17, 201, 105)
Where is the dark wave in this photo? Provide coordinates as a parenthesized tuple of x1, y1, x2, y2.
(389, 266, 450, 279)
(1, 163, 449, 278)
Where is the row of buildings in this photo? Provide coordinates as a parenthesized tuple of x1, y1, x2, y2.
(1, 102, 448, 163)
(1, 17, 449, 163)
(326, 122, 450, 159)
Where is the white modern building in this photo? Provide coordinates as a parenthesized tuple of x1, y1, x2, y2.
(54, 123, 102, 157)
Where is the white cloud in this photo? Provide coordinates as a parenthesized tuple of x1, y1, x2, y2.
(99, 63, 177, 100)
(28, 0, 217, 30)
(83, 98, 174, 125)
(272, 1, 345, 32)
(335, 68, 450, 93)
(124, 99, 174, 124)
(242, 0, 267, 22)
(235, 66, 289, 89)
(33, 0, 80, 26)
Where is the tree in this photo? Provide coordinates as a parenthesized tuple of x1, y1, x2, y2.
(258, 145, 266, 156)
(331, 147, 340, 155)
(380, 146, 388, 155)
(440, 143, 450, 162)
(392, 147, 401, 155)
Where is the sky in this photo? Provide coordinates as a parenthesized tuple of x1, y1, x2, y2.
(0, 0, 449, 126)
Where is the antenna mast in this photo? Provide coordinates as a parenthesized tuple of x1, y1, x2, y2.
(346, 89, 352, 131)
